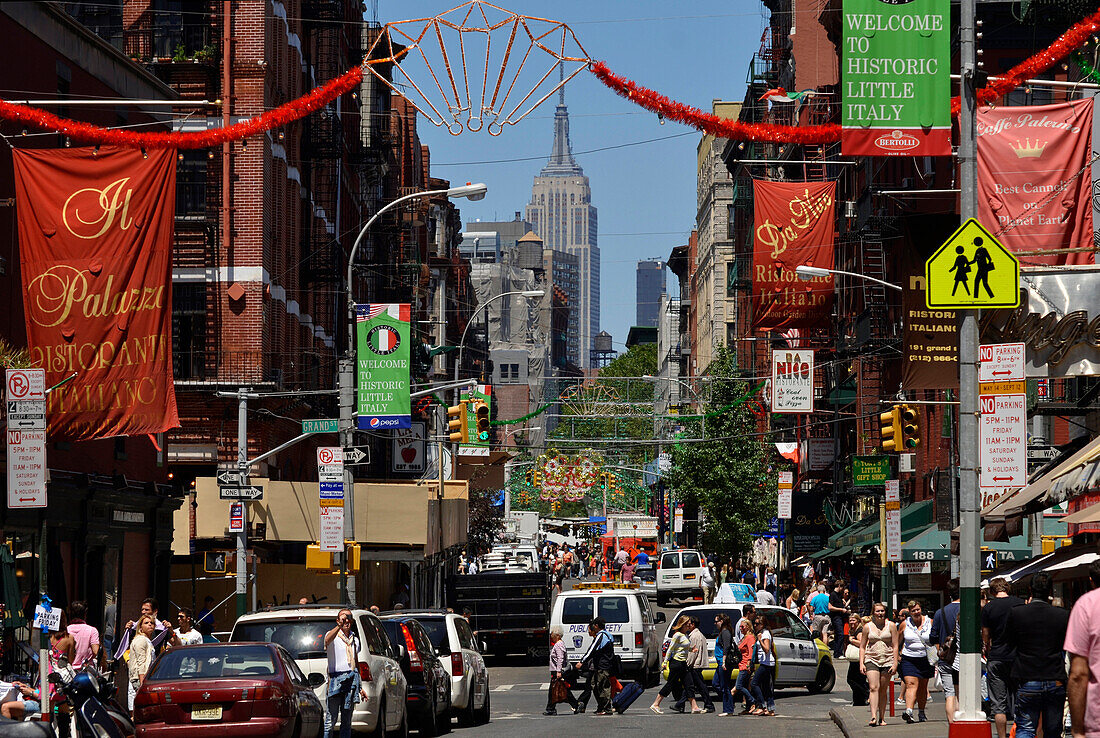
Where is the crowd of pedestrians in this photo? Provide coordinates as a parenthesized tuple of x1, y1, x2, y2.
(0, 596, 213, 725)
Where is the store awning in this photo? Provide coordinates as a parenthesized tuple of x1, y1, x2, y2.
(809, 548, 836, 560)
(984, 434, 1100, 521)
(901, 525, 952, 561)
(1046, 552, 1100, 573)
(1061, 503, 1100, 525)
(840, 500, 935, 550)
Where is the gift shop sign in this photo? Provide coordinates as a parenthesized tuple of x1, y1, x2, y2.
(772, 349, 814, 413)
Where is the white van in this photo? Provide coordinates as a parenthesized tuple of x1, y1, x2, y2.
(656, 549, 707, 607)
(549, 583, 665, 685)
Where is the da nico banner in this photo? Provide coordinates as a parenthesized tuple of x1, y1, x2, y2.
(356, 303, 411, 430)
(12, 146, 178, 440)
(752, 180, 836, 331)
(842, 0, 950, 156)
(977, 99, 1094, 266)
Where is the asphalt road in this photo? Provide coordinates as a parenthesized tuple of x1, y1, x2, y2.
(439, 581, 849, 738)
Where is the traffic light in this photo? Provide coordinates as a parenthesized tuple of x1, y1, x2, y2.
(474, 401, 491, 442)
(900, 404, 920, 449)
(447, 401, 469, 443)
(879, 405, 902, 452)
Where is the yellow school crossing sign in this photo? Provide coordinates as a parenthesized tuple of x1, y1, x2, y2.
(925, 218, 1020, 309)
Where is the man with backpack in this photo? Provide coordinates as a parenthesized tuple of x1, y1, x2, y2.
(930, 578, 961, 723)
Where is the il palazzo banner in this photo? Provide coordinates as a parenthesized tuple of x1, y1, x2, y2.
(752, 180, 836, 331)
(977, 99, 1094, 266)
(12, 146, 179, 440)
(842, 0, 951, 157)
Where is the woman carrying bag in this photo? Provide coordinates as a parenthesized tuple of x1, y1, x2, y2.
(846, 613, 870, 707)
(713, 613, 736, 716)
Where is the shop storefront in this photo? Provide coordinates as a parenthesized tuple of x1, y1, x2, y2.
(0, 470, 180, 674)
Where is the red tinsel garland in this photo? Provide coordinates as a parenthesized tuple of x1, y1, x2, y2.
(593, 6, 1100, 144)
(590, 61, 841, 144)
(954, 6, 1100, 114)
(0, 4, 1097, 149)
(0, 65, 362, 149)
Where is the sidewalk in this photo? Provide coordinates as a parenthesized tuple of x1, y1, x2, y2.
(828, 657, 953, 737)
(829, 701, 951, 737)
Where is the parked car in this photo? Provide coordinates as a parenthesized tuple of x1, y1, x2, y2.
(390, 610, 490, 726)
(133, 642, 324, 737)
(378, 615, 453, 736)
(635, 563, 657, 599)
(660, 603, 834, 694)
(656, 549, 707, 606)
(549, 582, 665, 686)
(230, 605, 407, 735)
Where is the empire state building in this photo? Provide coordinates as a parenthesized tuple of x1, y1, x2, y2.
(525, 87, 599, 368)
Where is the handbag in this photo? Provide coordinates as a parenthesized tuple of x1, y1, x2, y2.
(550, 676, 570, 704)
(845, 644, 861, 661)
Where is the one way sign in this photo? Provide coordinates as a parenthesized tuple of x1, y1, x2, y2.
(344, 447, 369, 465)
(217, 469, 243, 486)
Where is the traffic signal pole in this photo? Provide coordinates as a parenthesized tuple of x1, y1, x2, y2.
(236, 387, 249, 618)
(955, 0, 985, 728)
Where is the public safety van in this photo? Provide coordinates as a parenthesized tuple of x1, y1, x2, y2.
(549, 582, 665, 686)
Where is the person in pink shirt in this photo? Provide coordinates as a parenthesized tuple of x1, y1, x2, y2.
(1067, 561, 1100, 738)
(66, 600, 100, 669)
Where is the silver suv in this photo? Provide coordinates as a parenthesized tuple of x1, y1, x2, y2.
(230, 605, 408, 735)
(389, 610, 490, 726)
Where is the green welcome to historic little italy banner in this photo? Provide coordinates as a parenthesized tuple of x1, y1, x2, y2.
(355, 303, 411, 430)
(842, 0, 950, 157)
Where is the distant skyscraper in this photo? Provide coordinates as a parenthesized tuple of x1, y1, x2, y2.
(636, 259, 666, 328)
(525, 78, 598, 368)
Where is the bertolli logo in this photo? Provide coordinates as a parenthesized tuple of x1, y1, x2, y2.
(875, 130, 920, 151)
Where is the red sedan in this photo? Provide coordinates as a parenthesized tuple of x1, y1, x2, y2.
(133, 642, 325, 737)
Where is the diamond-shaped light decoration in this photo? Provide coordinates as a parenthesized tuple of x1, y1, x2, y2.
(365, 1, 591, 135)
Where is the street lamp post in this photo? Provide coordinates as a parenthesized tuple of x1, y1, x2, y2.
(340, 182, 487, 605)
(794, 264, 903, 292)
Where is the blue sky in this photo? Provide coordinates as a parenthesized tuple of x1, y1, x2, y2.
(377, 1, 767, 350)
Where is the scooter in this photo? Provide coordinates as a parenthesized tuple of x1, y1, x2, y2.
(48, 657, 133, 738)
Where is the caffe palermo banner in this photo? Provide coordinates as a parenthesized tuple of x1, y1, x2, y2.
(356, 303, 411, 430)
(752, 180, 836, 331)
(977, 98, 1094, 266)
(12, 146, 178, 440)
(841, 0, 951, 156)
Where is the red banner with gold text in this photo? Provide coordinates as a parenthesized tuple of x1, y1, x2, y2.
(13, 146, 179, 440)
(752, 180, 836, 331)
(977, 98, 1094, 266)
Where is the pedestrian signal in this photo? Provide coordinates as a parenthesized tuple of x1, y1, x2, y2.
(880, 406, 902, 453)
(900, 405, 920, 449)
(447, 401, 469, 443)
(204, 551, 228, 574)
(474, 401, 491, 441)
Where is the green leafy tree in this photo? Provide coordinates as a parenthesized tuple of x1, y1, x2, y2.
(0, 338, 31, 370)
(667, 344, 776, 558)
(466, 486, 505, 555)
(549, 343, 657, 466)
